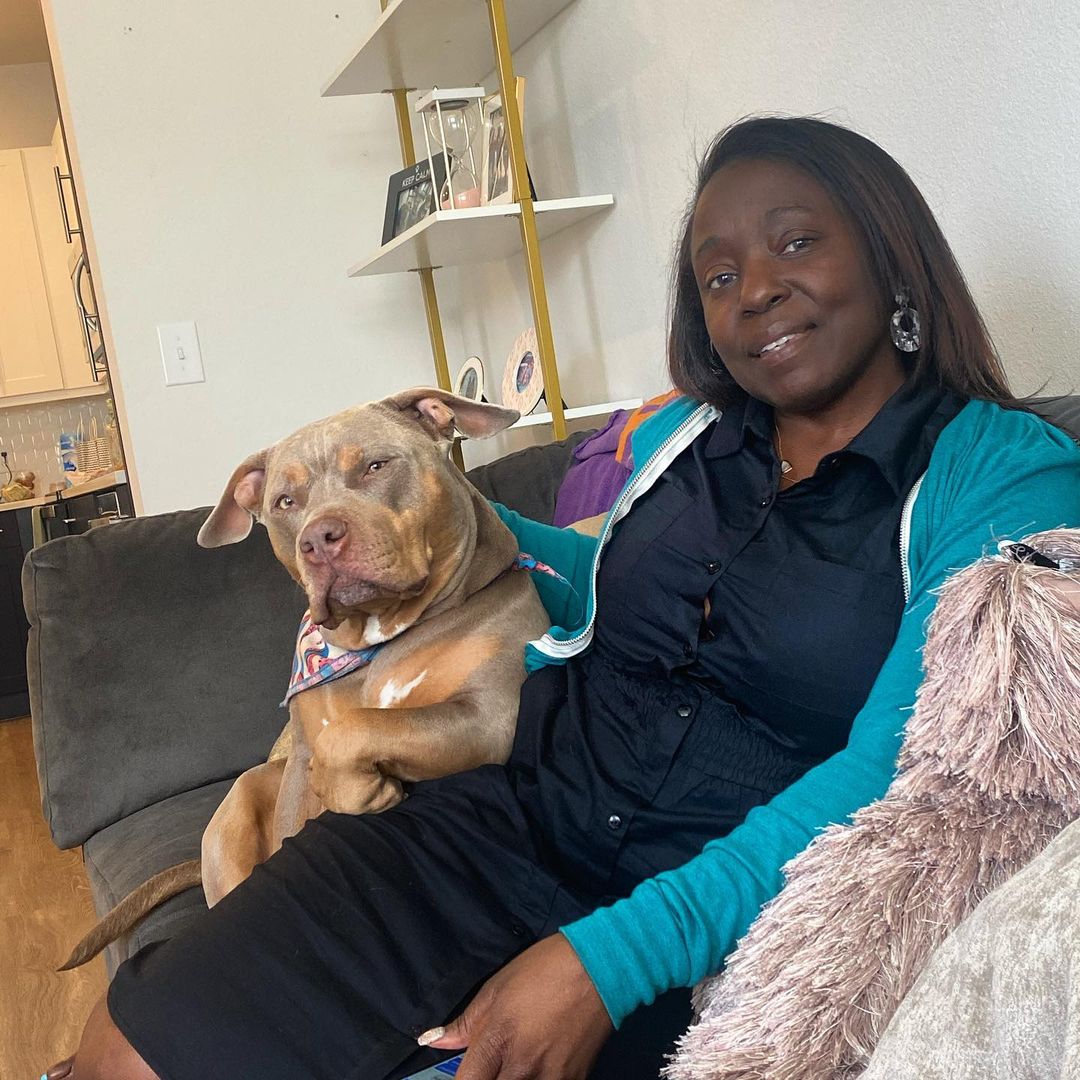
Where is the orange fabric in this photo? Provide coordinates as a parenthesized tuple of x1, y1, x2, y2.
(615, 390, 682, 466)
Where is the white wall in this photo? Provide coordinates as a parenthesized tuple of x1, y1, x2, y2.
(47, 1, 427, 515)
(0, 62, 56, 148)
(47, 0, 1080, 514)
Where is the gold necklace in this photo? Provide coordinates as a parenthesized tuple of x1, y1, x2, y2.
(774, 424, 798, 484)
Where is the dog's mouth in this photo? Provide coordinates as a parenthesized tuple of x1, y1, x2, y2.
(310, 574, 430, 629)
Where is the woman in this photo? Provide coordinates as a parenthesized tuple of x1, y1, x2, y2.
(58, 117, 1080, 1080)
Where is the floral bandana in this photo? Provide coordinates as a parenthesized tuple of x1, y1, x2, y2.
(281, 553, 570, 706)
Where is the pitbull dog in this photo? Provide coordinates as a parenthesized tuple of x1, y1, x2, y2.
(62, 387, 550, 968)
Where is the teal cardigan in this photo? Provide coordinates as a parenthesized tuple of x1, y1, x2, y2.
(493, 395, 1080, 1027)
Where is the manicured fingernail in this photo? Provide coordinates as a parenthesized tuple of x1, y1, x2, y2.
(417, 1026, 445, 1046)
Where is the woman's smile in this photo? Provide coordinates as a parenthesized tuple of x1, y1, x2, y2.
(750, 325, 815, 361)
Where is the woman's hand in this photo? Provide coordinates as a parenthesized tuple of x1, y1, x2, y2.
(421, 933, 613, 1079)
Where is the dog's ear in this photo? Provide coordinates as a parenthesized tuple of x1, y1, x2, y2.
(386, 387, 520, 441)
(197, 449, 270, 548)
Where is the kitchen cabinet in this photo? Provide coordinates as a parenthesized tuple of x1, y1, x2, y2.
(0, 149, 65, 396)
(0, 512, 30, 718)
(23, 141, 98, 390)
(0, 140, 101, 402)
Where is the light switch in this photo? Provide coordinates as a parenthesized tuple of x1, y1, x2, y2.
(157, 321, 205, 386)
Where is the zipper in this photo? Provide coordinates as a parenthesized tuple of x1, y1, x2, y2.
(534, 403, 717, 658)
(899, 472, 925, 603)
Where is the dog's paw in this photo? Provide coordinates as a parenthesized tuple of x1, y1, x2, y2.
(310, 723, 404, 814)
(315, 768, 405, 815)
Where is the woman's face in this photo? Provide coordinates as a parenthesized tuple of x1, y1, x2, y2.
(690, 158, 905, 416)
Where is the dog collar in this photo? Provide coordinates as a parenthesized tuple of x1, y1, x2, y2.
(282, 553, 570, 707)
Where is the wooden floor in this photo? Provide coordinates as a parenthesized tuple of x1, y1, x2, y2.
(0, 716, 106, 1078)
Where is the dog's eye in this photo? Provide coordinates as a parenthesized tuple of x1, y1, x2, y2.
(367, 460, 388, 474)
(274, 494, 295, 510)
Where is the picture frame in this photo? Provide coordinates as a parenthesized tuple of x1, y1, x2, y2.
(480, 78, 536, 207)
(480, 93, 512, 206)
(500, 327, 545, 416)
(381, 152, 449, 245)
(453, 356, 486, 403)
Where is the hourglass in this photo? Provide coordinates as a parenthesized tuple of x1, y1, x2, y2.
(416, 87, 485, 210)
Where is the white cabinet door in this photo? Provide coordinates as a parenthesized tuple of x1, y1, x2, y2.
(0, 149, 65, 396)
(21, 145, 96, 389)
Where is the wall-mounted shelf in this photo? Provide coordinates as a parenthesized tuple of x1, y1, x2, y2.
(323, 0, 575, 97)
(326, 0, 620, 442)
(348, 195, 614, 277)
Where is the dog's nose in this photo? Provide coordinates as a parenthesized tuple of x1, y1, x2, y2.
(299, 517, 349, 564)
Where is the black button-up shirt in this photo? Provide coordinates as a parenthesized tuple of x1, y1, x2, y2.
(593, 378, 964, 756)
(510, 378, 964, 897)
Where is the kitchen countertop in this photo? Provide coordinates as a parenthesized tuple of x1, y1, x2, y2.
(0, 470, 128, 514)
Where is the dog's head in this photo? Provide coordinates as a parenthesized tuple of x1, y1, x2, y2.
(197, 388, 519, 648)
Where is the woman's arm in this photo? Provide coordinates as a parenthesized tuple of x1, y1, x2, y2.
(562, 415, 1080, 1025)
(491, 503, 599, 628)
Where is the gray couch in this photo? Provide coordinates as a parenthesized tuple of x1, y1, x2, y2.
(26, 434, 588, 976)
(27, 396, 1080, 979)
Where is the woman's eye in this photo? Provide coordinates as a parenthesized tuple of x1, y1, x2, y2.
(782, 237, 814, 254)
(274, 494, 294, 510)
(367, 460, 389, 474)
(706, 271, 737, 291)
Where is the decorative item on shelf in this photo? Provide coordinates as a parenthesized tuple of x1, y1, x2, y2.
(381, 153, 449, 245)
(74, 417, 113, 476)
(501, 327, 546, 416)
(453, 355, 487, 403)
(416, 86, 485, 212)
(481, 76, 533, 207)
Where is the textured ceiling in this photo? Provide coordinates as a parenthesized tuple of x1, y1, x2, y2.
(0, 0, 50, 66)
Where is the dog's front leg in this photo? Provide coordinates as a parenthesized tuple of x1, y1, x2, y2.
(309, 700, 494, 815)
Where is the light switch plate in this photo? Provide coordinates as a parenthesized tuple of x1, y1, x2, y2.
(157, 321, 205, 386)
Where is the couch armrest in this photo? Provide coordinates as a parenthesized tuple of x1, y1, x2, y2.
(24, 508, 306, 849)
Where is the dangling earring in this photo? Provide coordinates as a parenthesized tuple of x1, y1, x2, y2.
(890, 288, 921, 353)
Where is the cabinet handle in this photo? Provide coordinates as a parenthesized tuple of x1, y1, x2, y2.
(53, 165, 82, 244)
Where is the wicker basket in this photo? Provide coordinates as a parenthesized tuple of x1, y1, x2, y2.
(75, 418, 113, 474)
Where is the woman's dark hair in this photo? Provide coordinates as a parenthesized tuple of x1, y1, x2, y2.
(668, 116, 1013, 406)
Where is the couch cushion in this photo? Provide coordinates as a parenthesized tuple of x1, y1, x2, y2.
(466, 431, 591, 524)
(82, 778, 232, 975)
(25, 508, 306, 849)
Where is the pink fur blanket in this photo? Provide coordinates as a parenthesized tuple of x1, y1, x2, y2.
(668, 529, 1080, 1080)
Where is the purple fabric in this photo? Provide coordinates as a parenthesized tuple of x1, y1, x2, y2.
(553, 410, 633, 528)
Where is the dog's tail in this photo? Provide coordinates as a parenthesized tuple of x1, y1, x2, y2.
(59, 858, 203, 971)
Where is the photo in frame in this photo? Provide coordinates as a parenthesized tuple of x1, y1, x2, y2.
(481, 94, 512, 206)
(480, 78, 535, 206)
(381, 152, 449, 245)
(500, 327, 545, 416)
(453, 356, 486, 403)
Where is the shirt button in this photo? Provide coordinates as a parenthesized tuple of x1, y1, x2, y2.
(510, 921, 527, 937)
(677, 704, 692, 718)
(759, 495, 772, 508)
(683, 643, 695, 658)
(607, 814, 623, 830)
(706, 560, 721, 574)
